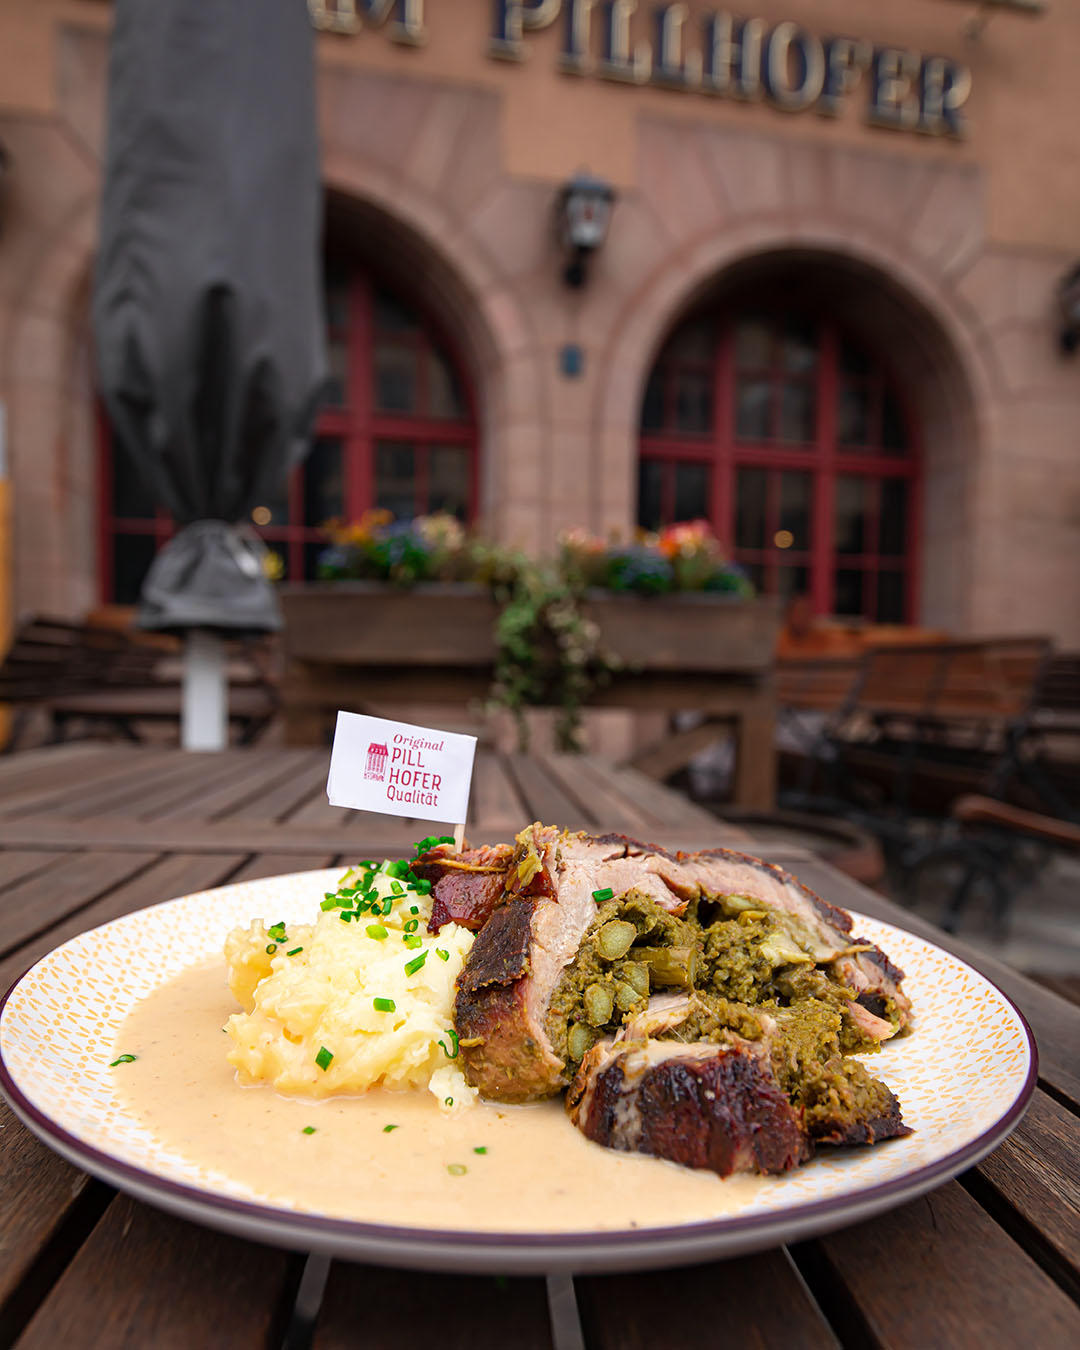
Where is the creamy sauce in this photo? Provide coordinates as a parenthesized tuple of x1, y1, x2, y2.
(111, 961, 768, 1232)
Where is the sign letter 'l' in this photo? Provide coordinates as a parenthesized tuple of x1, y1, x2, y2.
(326, 712, 477, 845)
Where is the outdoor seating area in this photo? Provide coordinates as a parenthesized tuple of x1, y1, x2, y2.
(1, 0, 1079, 1345)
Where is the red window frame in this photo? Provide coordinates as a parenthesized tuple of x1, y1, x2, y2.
(98, 270, 479, 602)
(638, 315, 921, 622)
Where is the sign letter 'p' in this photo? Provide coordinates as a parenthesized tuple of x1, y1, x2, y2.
(491, 0, 561, 60)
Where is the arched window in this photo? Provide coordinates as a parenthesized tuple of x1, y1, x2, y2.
(98, 266, 479, 603)
(638, 312, 919, 622)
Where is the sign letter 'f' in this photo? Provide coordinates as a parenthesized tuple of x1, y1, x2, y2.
(491, 0, 562, 59)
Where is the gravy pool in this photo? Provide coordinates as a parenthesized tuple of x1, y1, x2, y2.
(112, 960, 767, 1232)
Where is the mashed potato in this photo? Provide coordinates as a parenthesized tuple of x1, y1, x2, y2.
(224, 862, 477, 1109)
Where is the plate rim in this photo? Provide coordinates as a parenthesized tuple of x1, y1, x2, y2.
(0, 880, 1040, 1270)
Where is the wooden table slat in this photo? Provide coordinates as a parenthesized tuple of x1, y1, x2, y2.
(0, 851, 159, 963)
(469, 751, 529, 831)
(972, 1088, 1080, 1293)
(70, 749, 258, 823)
(504, 752, 593, 829)
(227, 851, 339, 884)
(0, 850, 69, 892)
(312, 1264, 552, 1349)
(577, 752, 720, 828)
(805, 1180, 1080, 1348)
(150, 750, 315, 823)
(16, 1195, 303, 1350)
(220, 750, 328, 822)
(0, 852, 245, 995)
(0, 749, 174, 820)
(0, 744, 120, 801)
(575, 1247, 839, 1350)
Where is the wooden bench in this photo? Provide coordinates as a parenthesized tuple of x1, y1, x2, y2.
(781, 637, 1058, 826)
(0, 616, 278, 750)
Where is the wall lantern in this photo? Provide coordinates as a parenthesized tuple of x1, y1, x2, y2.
(557, 171, 616, 288)
(1057, 263, 1080, 355)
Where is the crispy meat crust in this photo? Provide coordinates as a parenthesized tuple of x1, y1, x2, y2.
(569, 1045, 810, 1177)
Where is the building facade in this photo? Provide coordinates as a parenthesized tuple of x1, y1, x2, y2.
(0, 0, 1078, 638)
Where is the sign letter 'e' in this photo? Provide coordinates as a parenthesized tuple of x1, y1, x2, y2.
(868, 47, 922, 131)
(491, 0, 562, 60)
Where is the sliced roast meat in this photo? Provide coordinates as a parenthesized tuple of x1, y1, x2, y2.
(566, 1035, 810, 1177)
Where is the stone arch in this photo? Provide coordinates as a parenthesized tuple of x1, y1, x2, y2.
(594, 217, 994, 632)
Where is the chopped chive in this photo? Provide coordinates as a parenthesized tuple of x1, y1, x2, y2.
(415, 878, 432, 895)
(381, 897, 393, 916)
(404, 951, 428, 975)
(362, 860, 376, 869)
(302, 1125, 316, 1135)
(436, 948, 450, 962)
(447, 1163, 467, 1176)
(404, 918, 419, 933)
(592, 887, 614, 902)
(403, 934, 423, 949)
(286, 946, 303, 956)
(445, 1097, 454, 1106)
(268, 921, 287, 943)
(320, 896, 337, 911)
(439, 835, 455, 845)
(265, 943, 278, 954)
(315, 1045, 334, 1071)
(383, 1123, 399, 1132)
(409, 906, 419, 915)
(391, 880, 404, 895)
(366, 924, 388, 941)
(373, 997, 396, 1012)
(110, 1053, 137, 1066)
(438, 1028, 460, 1059)
(473, 1146, 487, 1154)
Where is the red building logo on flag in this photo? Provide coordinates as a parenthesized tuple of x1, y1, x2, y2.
(364, 741, 388, 781)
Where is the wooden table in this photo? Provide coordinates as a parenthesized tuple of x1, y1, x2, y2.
(1, 744, 1078, 1348)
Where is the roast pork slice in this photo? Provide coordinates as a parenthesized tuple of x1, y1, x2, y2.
(566, 1035, 811, 1178)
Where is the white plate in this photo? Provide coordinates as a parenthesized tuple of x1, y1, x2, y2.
(0, 869, 1036, 1274)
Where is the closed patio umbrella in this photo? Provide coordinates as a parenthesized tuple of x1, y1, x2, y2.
(93, 0, 326, 749)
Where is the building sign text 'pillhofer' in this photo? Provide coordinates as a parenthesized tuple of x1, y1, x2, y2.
(327, 712, 477, 825)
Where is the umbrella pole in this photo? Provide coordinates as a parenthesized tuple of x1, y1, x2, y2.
(182, 628, 227, 751)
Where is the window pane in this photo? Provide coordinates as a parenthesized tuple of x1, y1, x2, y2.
(374, 441, 416, 520)
(834, 475, 868, 555)
(877, 569, 906, 622)
(374, 342, 418, 413)
(779, 472, 812, 550)
(111, 443, 156, 520)
(738, 560, 765, 594)
(305, 540, 328, 581)
(673, 368, 712, 434)
(882, 388, 908, 453)
(373, 288, 420, 333)
(879, 479, 908, 556)
(428, 349, 466, 420)
(834, 567, 865, 617)
(838, 383, 870, 446)
(673, 462, 708, 521)
(839, 337, 872, 377)
(735, 467, 767, 549)
(734, 319, 772, 369)
(112, 533, 157, 605)
(638, 459, 663, 530)
(428, 446, 470, 519)
(640, 370, 664, 432)
(780, 318, 817, 374)
(324, 338, 348, 407)
(778, 564, 810, 601)
(779, 383, 815, 443)
(667, 318, 713, 362)
(303, 437, 344, 526)
(735, 378, 770, 440)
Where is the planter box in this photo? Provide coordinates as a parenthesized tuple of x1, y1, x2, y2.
(281, 584, 779, 675)
(584, 593, 779, 674)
